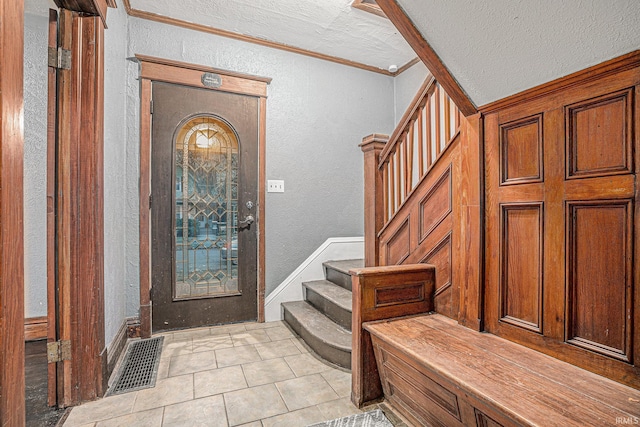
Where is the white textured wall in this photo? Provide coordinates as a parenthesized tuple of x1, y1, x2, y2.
(394, 61, 429, 124)
(24, 1, 50, 318)
(103, 1, 129, 348)
(124, 17, 395, 309)
(397, 0, 640, 106)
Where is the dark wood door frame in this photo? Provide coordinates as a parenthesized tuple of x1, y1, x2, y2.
(51, 8, 107, 407)
(0, 0, 26, 423)
(136, 55, 270, 338)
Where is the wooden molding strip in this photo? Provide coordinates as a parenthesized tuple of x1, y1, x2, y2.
(352, 0, 387, 19)
(123, 0, 416, 77)
(135, 54, 272, 84)
(136, 55, 269, 98)
(376, 0, 477, 116)
(25, 316, 48, 341)
(396, 57, 420, 75)
(479, 50, 640, 114)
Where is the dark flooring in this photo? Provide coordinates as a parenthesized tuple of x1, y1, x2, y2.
(25, 340, 66, 427)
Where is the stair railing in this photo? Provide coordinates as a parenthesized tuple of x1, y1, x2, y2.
(360, 76, 461, 266)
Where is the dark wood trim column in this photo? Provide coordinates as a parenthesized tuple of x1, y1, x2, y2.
(360, 135, 387, 267)
(456, 113, 484, 331)
(0, 0, 26, 423)
(55, 9, 106, 406)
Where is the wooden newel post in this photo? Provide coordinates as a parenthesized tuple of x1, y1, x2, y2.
(349, 265, 436, 407)
(360, 134, 388, 267)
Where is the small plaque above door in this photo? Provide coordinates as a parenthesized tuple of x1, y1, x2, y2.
(201, 73, 222, 88)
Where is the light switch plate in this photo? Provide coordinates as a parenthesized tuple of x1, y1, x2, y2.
(267, 180, 284, 193)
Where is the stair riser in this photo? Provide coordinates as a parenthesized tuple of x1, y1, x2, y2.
(325, 266, 352, 291)
(305, 287, 352, 331)
(283, 307, 351, 369)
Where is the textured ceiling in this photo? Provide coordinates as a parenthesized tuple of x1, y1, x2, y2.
(128, 0, 417, 72)
(396, 0, 640, 106)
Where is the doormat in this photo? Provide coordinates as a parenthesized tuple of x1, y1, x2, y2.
(308, 409, 394, 427)
(108, 336, 164, 396)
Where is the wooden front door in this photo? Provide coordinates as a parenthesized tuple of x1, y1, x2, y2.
(151, 82, 259, 332)
(484, 69, 640, 387)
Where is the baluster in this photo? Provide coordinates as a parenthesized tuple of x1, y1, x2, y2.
(395, 150, 401, 212)
(417, 104, 424, 177)
(443, 92, 451, 144)
(389, 152, 395, 215)
(425, 97, 432, 170)
(383, 163, 389, 223)
(406, 129, 413, 195)
(434, 85, 441, 158)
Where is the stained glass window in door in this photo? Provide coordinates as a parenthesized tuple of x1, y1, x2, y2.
(174, 116, 239, 299)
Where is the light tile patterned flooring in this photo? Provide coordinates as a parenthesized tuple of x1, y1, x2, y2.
(62, 321, 365, 427)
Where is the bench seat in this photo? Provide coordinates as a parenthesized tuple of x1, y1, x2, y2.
(364, 314, 640, 427)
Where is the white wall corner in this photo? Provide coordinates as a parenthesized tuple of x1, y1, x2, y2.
(264, 237, 364, 322)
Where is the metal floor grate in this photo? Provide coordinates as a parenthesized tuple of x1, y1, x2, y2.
(108, 336, 164, 396)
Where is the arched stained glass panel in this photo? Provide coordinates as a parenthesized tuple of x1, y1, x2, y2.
(174, 116, 239, 300)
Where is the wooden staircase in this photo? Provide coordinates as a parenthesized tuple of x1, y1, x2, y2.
(281, 259, 363, 369)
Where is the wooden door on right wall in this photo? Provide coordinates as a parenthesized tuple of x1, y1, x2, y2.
(484, 68, 640, 388)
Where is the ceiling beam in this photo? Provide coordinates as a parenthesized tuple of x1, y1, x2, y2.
(376, 0, 477, 116)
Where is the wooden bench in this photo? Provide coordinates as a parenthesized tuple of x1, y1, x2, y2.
(364, 314, 640, 427)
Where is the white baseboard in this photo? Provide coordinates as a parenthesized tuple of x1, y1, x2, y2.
(264, 237, 364, 322)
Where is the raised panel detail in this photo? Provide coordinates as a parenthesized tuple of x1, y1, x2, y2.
(475, 409, 504, 427)
(381, 348, 461, 421)
(385, 219, 410, 265)
(375, 284, 425, 308)
(422, 234, 453, 318)
(500, 204, 543, 333)
(419, 168, 451, 241)
(566, 89, 633, 179)
(499, 114, 543, 185)
(567, 201, 632, 362)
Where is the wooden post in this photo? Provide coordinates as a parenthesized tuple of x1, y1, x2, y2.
(360, 134, 388, 267)
(55, 10, 106, 406)
(0, 0, 26, 423)
(456, 113, 484, 331)
(350, 264, 436, 407)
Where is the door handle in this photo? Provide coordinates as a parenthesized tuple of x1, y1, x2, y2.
(239, 214, 254, 228)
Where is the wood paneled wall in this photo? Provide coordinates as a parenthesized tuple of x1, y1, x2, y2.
(378, 136, 460, 319)
(482, 52, 640, 388)
(0, 0, 26, 423)
(370, 110, 483, 327)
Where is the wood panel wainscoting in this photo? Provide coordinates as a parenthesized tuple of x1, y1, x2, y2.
(354, 50, 640, 424)
(483, 50, 640, 388)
